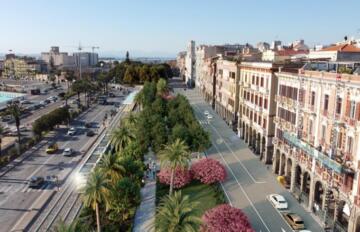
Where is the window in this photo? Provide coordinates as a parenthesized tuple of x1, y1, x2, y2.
(350, 101, 356, 118)
(321, 125, 326, 141)
(259, 97, 263, 107)
(252, 75, 255, 84)
(255, 95, 258, 105)
(336, 97, 342, 114)
(292, 88, 298, 100)
(260, 77, 264, 87)
(264, 99, 268, 109)
(324, 94, 329, 110)
(231, 72, 235, 79)
(263, 119, 267, 129)
(251, 94, 254, 103)
(311, 91, 315, 106)
(256, 76, 259, 86)
(219, 69, 223, 75)
(347, 137, 353, 154)
(254, 113, 257, 123)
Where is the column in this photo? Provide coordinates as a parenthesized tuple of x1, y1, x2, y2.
(290, 161, 296, 192)
(308, 175, 315, 211)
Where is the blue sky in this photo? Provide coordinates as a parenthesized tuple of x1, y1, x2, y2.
(0, 0, 359, 57)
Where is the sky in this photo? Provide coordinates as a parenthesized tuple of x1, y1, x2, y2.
(0, 0, 359, 57)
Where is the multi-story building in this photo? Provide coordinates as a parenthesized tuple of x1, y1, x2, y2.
(3, 56, 43, 79)
(237, 62, 280, 163)
(176, 51, 186, 80)
(308, 42, 360, 61)
(73, 52, 99, 67)
(41, 46, 76, 69)
(273, 62, 360, 232)
(214, 57, 240, 129)
(195, 45, 221, 88)
(185, 40, 196, 87)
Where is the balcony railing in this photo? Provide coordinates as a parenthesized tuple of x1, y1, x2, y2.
(283, 132, 344, 174)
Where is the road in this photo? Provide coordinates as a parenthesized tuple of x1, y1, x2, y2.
(172, 82, 323, 232)
(0, 93, 124, 232)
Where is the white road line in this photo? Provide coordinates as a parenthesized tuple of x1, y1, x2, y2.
(208, 130, 271, 232)
(192, 103, 265, 184)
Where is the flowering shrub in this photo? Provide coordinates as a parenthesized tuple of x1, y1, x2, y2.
(201, 204, 254, 232)
(191, 158, 226, 184)
(157, 167, 192, 189)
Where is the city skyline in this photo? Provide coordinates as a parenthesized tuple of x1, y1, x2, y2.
(1, 0, 360, 57)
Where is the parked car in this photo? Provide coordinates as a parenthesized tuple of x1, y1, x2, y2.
(284, 213, 305, 230)
(267, 194, 288, 210)
(86, 130, 95, 137)
(85, 122, 92, 128)
(63, 148, 74, 156)
(46, 143, 59, 154)
(67, 127, 76, 136)
(28, 176, 45, 188)
(204, 110, 209, 115)
(48, 96, 57, 102)
(20, 99, 31, 105)
(207, 114, 213, 119)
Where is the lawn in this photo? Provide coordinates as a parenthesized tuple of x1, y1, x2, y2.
(156, 180, 226, 217)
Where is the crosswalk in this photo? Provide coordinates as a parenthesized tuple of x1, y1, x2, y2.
(0, 182, 52, 193)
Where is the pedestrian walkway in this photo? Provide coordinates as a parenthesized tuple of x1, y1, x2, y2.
(133, 151, 157, 232)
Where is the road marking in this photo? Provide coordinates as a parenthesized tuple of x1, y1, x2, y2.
(204, 126, 271, 232)
(192, 103, 265, 184)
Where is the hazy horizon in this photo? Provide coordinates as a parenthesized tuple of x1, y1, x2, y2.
(1, 0, 360, 57)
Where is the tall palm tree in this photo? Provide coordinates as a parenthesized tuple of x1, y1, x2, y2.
(53, 219, 77, 232)
(110, 126, 135, 153)
(81, 170, 110, 232)
(0, 125, 3, 156)
(65, 70, 75, 91)
(97, 152, 125, 184)
(158, 139, 191, 195)
(7, 102, 21, 155)
(156, 191, 201, 232)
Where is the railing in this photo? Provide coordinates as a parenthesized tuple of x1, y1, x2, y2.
(283, 132, 344, 174)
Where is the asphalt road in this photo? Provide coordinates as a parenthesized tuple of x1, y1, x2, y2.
(0, 93, 123, 232)
(173, 86, 324, 232)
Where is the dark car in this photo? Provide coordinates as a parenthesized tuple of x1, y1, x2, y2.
(29, 176, 45, 188)
(85, 122, 92, 128)
(86, 130, 95, 137)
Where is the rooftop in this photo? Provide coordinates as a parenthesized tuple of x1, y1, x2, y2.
(320, 43, 360, 53)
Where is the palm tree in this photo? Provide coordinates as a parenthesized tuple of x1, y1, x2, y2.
(65, 70, 75, 91)
(81, 169, 110, 232)
(156, 191, 201, 232)
(53, 219, 77, 232)
(0, 125, 3, 156)
(97, 152, 125, 184)
(110, 126, 135, 153)
(158, 139, 191, 195)
(7, 102, 21, 155)
(123, 113, 138, 127)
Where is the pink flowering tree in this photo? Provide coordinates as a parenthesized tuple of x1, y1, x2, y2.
(201, 204, 255, 232)
(157, 167, 192, 189)
(191, 158, 226, 184)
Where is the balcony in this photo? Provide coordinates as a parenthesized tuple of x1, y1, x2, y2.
(283, 132, 345, 174)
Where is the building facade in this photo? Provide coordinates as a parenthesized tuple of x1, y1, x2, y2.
(237, 62, 279, 163)
(214, 58, 240, 129)
(176, 51, 186, 81)
(195, 45, 220, 88)
(3, 57, 42, 79)
(185, 40, 196, 87)
(273, 63, 360, 231)
(73, 52, 99, 67)
(41, 46, 76, 68)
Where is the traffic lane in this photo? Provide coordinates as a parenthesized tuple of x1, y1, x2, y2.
(0, 191, 40, 232)
(0, 104, 109, 185)
(194, 113, 290, 232)
(187, 90, 323, 232)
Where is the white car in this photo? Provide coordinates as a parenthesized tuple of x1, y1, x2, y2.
(204, 110, 209, 115)
(67, 127, 76, 136)
(268, 194, 288, 210)
(63, 148, 73, 156)
(207, 114, 213, 119)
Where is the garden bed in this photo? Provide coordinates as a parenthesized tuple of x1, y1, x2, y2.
(156, 179, 226, 217)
